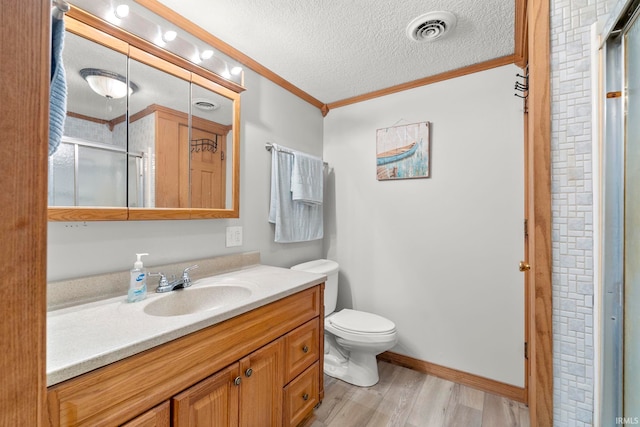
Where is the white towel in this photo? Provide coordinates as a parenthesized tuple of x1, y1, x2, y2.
(269, 145, 323, 243)
(291, 151, 323, 205)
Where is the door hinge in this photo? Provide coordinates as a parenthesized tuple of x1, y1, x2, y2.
(524, 342, 529, 359)
(524, 219, 528, 238)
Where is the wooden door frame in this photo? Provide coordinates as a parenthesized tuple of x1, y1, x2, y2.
(525, 0, 553, 425)
(1, 1, 49, 426)
(516, 1, 553, 424)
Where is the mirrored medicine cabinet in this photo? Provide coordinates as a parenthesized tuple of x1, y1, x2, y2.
(48, 7, 242, 221)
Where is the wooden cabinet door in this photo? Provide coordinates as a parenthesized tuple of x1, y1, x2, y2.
(238, 339, 284, 427)
(172, 363, 240, 427)
(120, 401, 170, 427)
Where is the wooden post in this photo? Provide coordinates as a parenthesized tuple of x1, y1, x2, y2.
(0, 1, 49, 425)
(527, 0, 553, 425)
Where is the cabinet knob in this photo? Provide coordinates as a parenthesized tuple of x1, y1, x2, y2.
(302, 393, 309, 401)
(245, 368, 253, 377)
(302, 345, 309, 353)
(233, 376, 241, 386)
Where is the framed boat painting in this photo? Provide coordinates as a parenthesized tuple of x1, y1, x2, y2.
(376, 121, 430, 180)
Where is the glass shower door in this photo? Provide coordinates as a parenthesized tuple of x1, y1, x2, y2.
(48, 138, 128, 207)
(77, 145, 126, 206)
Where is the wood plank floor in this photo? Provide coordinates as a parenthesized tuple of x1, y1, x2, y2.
(301, 361, 530, 427)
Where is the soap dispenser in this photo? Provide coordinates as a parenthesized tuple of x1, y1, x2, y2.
(128, 253, 149, 303)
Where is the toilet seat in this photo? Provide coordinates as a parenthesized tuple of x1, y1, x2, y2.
(328, 309, 396, 334)
(326, 309, 397, 344)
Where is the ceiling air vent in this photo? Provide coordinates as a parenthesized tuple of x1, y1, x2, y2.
(193, 98, 219, 111)
(406, 11, 457, 42)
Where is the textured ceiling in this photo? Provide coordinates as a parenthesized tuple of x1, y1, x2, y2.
(156, 0, 515, 104)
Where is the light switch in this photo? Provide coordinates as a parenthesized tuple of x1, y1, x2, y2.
(226, 226, 243, 247)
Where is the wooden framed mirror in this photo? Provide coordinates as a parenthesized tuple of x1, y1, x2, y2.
(48, 9, 242, 221)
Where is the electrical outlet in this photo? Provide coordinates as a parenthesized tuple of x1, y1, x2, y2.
(226, 226, 243, 247)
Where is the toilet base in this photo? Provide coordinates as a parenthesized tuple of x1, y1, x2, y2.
(324, 349, 380, 387)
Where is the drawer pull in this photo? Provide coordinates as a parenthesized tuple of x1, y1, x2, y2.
(302, 393, 309, 401)
(302, 345, 309, 353)
(245, 368, 253, 377)
(233, 376, 242, 386)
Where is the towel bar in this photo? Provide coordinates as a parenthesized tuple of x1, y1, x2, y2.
(265, 142, 328, 166)
(52, 0, 70, 19)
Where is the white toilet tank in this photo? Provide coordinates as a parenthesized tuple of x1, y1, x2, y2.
(291, 259, 339, 315)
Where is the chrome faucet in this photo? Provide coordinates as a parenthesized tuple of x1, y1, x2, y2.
(150, 264, 199, 293)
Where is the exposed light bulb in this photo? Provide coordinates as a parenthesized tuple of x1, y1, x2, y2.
(114, 4, 129, 19)
(162, 30, 177, 42)
(200, 49, 214, 60)
(230, 66, 243, 75)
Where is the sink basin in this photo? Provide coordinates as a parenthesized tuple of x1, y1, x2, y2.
(144, 285, 252, 317)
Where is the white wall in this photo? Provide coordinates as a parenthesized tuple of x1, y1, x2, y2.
(323, 64, 525, 387)
(47, 69, 324, 281)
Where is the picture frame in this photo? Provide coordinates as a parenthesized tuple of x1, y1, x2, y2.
(376, 121, 431, 181)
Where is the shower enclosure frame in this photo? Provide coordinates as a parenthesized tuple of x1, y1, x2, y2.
(598, 0, 640, 422)
(48, 136, 145, 208)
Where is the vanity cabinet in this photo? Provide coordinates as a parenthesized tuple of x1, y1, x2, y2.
(174, 339, 284, 427)
(46, 285, 324, 427)
(121, 402, 170, 427)
(238, 339, 284, 426)
(172, 324, 318, 427)
(172, 364, 239, 426)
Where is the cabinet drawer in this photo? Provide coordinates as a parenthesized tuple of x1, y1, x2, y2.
(284, 318, 320, 383)
(283, 362, 319, 427)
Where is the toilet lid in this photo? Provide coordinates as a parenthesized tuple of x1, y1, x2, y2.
(328, 309, 396, 334)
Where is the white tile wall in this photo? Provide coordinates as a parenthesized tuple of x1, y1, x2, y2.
(64, 116, 116, 145)
(550, 0, 619, 425)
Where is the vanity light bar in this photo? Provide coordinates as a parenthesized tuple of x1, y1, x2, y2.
(69, 0, 244, 87)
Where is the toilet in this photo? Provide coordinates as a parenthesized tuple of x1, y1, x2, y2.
(291, 259, 397, 387)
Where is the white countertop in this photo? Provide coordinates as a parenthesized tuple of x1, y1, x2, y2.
(47, 265, 325, 386)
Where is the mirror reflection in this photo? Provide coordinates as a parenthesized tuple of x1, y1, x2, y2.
(48, 20, 240, 218)
(49, 32, 128, 207)
(127, 58, 191, 208)
(190, 83, 234, 209)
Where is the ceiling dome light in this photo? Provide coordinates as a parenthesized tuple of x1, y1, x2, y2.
(230, 66, 243, 75)
(114, 4, 129, 19)
(79, 68, 138, 99)
(162, 30, 177, 42)
(200, 49, 214, 60)
(406, 11, 457, 42)
(193, 98, 219, 111)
